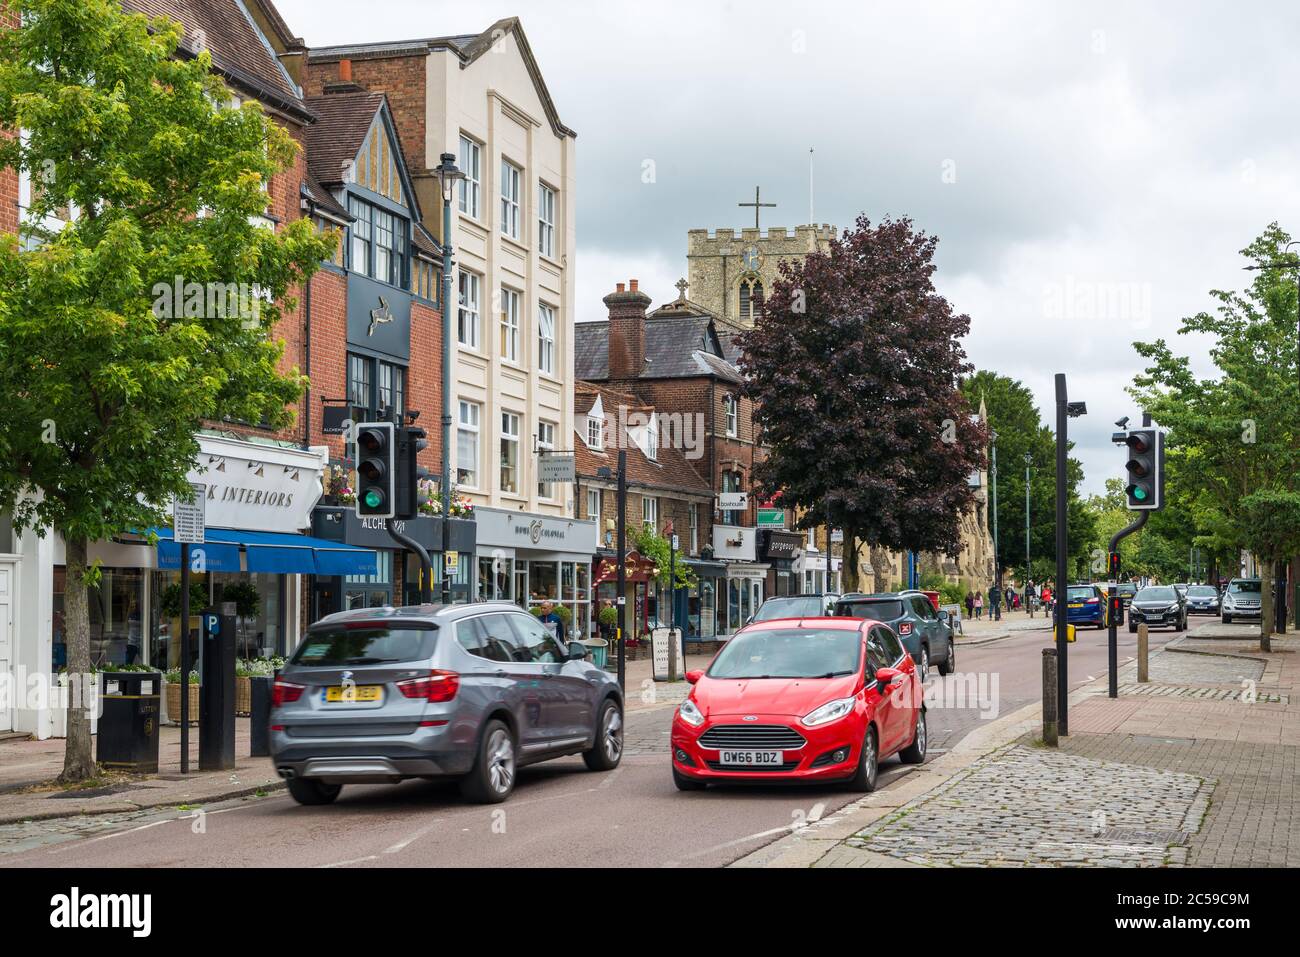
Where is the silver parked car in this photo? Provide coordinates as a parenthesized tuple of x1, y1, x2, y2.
(270, 602, 624, 805)
(1221, 578, 1262, 623)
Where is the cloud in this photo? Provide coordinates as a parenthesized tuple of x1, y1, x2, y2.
(276, 0, 1300, 492)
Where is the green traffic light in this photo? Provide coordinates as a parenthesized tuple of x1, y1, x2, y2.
(1133, 486, 1148, 501)
(363, 489, 384, 509)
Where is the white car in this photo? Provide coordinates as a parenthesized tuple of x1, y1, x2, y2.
(1221, 579, 1262, 623)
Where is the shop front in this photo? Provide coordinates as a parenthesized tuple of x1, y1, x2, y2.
(310, 508, 477, 617)
(797, 550, 829, 594)
(711, 525, 768, 637)
(474, 507, 598, 640)
(680, 558, 726, 644)
(9, 433, 378, 739)
(592, 549, 659, 642)
(761, 530, 804, 597)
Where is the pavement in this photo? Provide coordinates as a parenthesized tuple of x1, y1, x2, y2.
(0, 651, 713, 826)
(733, 619, 1300, 868)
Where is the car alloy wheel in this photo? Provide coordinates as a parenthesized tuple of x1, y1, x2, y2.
(603, 706, 623, 762)
(486, 727, 515, 795)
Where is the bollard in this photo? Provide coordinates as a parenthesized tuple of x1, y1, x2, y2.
(1137, 623, 1149, 684)
(1042, 647, 1059, 747)
(249, 675, 272, 757)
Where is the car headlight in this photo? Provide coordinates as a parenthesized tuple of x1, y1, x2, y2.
(677, 698, 705, 727)
(1166, 604, 1180, 614)
(801, 696, 857, 728)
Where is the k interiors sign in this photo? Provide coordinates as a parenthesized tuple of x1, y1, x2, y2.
(183, 435, 324, 533)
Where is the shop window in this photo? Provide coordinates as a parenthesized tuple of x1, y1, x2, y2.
(53, 567, 146, 670)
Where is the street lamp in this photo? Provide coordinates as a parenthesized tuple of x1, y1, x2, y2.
(990, 430, 999, 587)
(433, 153, 465, 603)
(1024, 451, 1032, 594)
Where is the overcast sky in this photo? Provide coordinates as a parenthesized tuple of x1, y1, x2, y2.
(277, 0, 1300, 494)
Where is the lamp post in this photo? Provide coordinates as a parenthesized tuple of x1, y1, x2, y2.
(433, 153, 465, 604)
(990, 430, 999, 586)
(1024, 452, 1032, 611)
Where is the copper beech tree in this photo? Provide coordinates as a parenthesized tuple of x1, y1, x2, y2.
(738, 215, 986, 593)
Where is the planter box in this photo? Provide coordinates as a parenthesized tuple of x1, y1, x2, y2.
(235, 676, 251, 716)
(164, 681, 200, 726)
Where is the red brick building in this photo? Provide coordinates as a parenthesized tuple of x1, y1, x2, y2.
(575, 279, 808, 638)
(0, 0, 458, 736)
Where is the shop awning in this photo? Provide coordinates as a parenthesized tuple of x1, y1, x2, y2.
(151, 527, 378, 576)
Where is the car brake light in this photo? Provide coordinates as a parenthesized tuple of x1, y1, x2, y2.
(272, 678, 304, 707)
(1085, 598, 1099, 604)
(898, 622, 913, 636)
(397, 670, 460, 703)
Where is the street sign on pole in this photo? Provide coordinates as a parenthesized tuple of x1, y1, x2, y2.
(173, 483, 206, 544)
(538, 453, 576, 484)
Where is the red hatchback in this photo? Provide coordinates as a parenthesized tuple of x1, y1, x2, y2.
(671, 617, 926, 791)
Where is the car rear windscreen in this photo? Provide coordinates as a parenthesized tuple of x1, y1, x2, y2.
(837, 600, 905, 621)
(754, 597, 827, 621)
(708, 628, 862, 679)
(1067, 587, 1095, 601)
(291, 626, 436, 666)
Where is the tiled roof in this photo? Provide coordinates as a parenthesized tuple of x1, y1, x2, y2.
(574, 383, 711, 494)
(574, 316, 742, 384)
(302, 91, 386, 188)
(124, 0, 307, 118)
(301, 172, 350, 221)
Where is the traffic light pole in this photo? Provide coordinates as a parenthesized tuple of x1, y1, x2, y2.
(387, 520, 432, 604)
(1054, 375, 1070, 735)
(1106, 510, 1149, 698)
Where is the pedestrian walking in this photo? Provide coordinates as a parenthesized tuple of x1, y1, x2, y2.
(965, 590, 975, 619)
(974, 592, 984, 620)
(989, 582, 1002, 621)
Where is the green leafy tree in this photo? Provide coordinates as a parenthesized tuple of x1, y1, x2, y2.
(632, 525, 697, 591)
(1131, 223, 1300, 648)
(0, 0, 335, 780)
(961, 370, 1093, 581)
(740, 216, 986, 593)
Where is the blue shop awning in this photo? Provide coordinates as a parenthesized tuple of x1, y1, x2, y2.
(151, 527, 377, 576)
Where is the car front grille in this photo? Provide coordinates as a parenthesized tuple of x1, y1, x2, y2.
(699, 724, 807, 750)
(704, 760, 802, 772)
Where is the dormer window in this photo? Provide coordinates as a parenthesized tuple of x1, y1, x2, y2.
(646, 418, 658, 461)
(587, 414, 604, 450)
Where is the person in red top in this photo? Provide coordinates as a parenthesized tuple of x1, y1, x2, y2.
(1041, 585, 1053, 616)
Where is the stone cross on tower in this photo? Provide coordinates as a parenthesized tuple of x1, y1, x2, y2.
(738, 186, 775, 229)
(674, 277, 689, 302)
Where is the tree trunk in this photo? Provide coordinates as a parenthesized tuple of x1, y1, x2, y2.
(59, 535, 96, 783)
(1259, 558, 1273, 653)
(841, 528, 861, 594)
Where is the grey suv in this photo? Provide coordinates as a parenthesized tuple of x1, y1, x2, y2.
(270, 602, 624, 805)
(832, 591, 955, 680)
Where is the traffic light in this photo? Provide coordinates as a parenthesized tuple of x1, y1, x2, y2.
(1121, 427, 1163, 511)
(394, 425, 431, 519)
(354, 422, 395, 519)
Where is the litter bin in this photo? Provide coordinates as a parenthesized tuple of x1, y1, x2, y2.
(582, 638, 609, 669)
(97, 670, 162, 773)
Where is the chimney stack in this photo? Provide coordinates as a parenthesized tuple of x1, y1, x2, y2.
(604, 279, 651, 380)
(339, 59, 352, 82)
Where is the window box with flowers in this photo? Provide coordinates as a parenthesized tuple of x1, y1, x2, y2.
(417, 480, 476, 519)
(324, 463, 356, 506)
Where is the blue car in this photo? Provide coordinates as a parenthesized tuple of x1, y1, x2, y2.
(1065, 584, 1108, 629)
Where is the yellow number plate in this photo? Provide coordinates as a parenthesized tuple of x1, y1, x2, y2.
(1069, 603, 1083, 609)
(324, 685, 383, 703)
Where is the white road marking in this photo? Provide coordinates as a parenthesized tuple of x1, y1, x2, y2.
(317, 855, 378, 868)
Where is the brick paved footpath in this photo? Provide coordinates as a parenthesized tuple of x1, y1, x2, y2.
(737, 623, 1300, 868)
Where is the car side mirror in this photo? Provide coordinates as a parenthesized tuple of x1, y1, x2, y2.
(874, 666, 901, 690)
(567, 641, 588, 661)
(938, 610, 949, 621)
(685, 669, 703, 684)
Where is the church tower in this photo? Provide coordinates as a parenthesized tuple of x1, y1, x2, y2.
(685, 187, 836, 329)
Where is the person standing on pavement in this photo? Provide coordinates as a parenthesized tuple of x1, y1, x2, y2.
(965, 590, 975, 619)
(989, 582, 1002, 621)
(974, 591, 984, 619)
